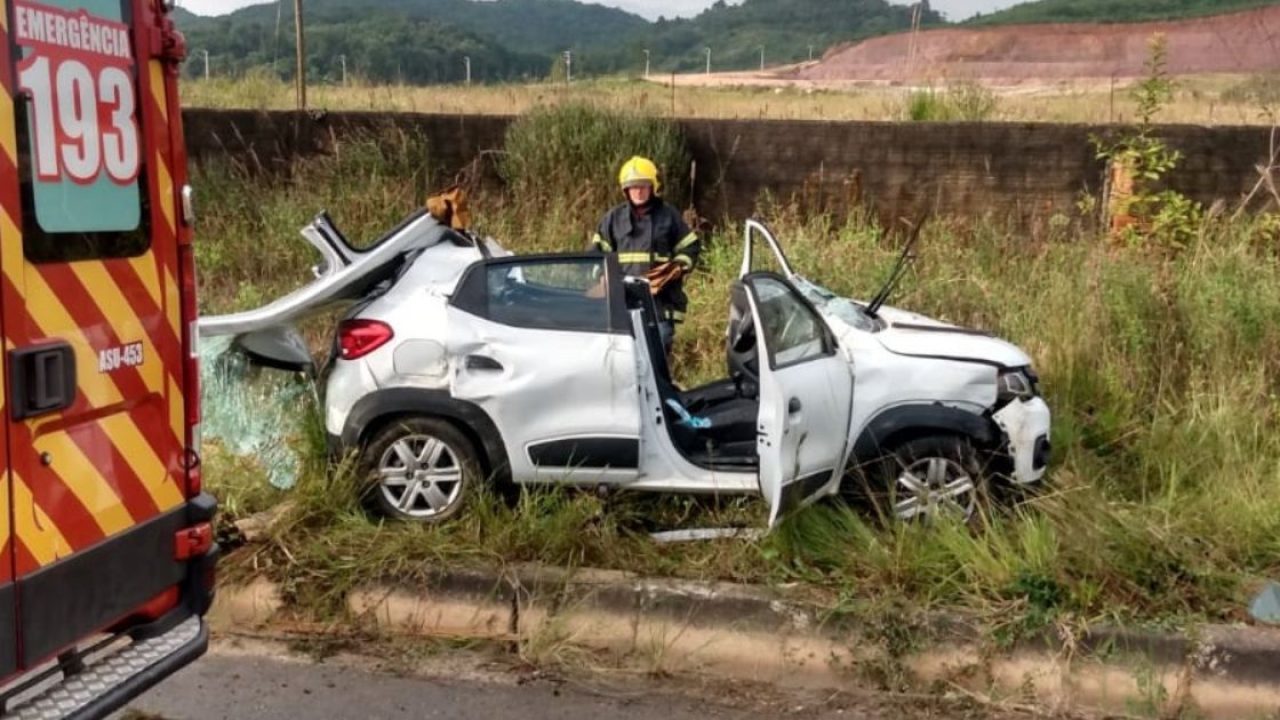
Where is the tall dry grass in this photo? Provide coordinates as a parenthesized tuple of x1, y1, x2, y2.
(182, 73, 1280, 126)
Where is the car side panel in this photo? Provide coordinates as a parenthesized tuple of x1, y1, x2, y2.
(835, 329, 996, 450)
(447, 310, 641, 485)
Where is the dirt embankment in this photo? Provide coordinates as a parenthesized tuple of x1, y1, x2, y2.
(798, 5, 1280, 83)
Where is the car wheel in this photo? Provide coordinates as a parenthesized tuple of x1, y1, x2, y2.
(855, 435, 990, 524)
(362, 417, 480, 523)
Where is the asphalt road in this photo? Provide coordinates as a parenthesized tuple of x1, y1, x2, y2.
(113, 638, 1036, 720)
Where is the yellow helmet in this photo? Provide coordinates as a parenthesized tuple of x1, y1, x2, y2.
(618, 156, 660, 194)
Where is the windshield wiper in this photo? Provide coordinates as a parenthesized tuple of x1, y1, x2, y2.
(866, 213, 928, 319)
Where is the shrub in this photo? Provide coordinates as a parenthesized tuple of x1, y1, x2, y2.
(903, 82, 999, 122)
(948, 81, 999, 121)
(499, 102, 691, 226)
(905, 88, 948, 121)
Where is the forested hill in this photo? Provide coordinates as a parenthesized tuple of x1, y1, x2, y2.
(176, 0, 1269, 83)
(970, 0, 1280, 25)
(178, 0, 940, 80)
(179, 0, 644, 55)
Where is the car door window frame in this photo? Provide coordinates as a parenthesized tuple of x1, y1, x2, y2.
(743, 271, 838, 371)
(450, 253, 631, 336)
(739, 219, 797, 279)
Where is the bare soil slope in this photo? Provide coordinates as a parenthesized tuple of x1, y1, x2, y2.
(798, 5, 1280, 83)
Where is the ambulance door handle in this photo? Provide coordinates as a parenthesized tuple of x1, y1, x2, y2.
(10, 342, 76, 421)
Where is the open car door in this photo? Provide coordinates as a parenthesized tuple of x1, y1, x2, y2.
(741, 272, 854, 527)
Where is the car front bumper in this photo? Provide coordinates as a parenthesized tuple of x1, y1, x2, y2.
(992, 397, 1052, 485)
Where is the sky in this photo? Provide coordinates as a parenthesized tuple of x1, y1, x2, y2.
(177, 0, 1027, 22)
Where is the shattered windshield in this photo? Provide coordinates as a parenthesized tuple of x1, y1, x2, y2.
(791, 276, 881, 332)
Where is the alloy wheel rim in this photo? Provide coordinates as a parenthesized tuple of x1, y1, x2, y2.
(377, 434, 465, 519)
(893, 456, 977, 521)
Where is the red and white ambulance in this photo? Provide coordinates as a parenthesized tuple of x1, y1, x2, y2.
(0, 0, 215, 717)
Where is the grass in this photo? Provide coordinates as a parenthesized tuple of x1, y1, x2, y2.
(501, 102, 692, 216)
(197, 105, 1280, 642)
(181, 73, 1280, 126)
(904, 82, 1001, 122)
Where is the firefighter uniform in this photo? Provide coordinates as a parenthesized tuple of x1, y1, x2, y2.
(590, 157, 701, 351)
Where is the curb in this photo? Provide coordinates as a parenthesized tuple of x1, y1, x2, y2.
(210, 565, 1280, 719)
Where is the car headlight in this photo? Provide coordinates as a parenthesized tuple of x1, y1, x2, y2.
(997, 367, 1038, 404)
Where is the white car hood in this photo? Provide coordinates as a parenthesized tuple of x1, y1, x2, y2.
(873, 306, 1032, 368)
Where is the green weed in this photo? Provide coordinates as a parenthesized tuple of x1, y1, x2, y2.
(499, 102, 692, 227)
(904, 82, 1000, 122)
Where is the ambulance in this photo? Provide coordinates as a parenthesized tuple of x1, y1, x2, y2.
(0, 0, 215, 717)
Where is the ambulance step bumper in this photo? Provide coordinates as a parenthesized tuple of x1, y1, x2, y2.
(3, 615, 206, 720)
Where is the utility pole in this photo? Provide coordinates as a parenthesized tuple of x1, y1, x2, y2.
(293, 0, 306, 109)
(199, 49, 209, 80)
(1109, 74, 1116, 123)
(563, 50, 572, 84)
(465, 56, 471, 85)
(808, 45, 814, 61)
(759, 46, 764, 72)
(643, 49, 650, 79)
(704, 47, 711, 75)
(338, 54, 347, 86)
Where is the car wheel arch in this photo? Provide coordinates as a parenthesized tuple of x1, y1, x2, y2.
(342, 388, 512, 487)
(850, 404, 999, 463)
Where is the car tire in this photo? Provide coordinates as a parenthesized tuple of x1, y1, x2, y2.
(846, 434, 990, 524)
(361, 416, 481, 524)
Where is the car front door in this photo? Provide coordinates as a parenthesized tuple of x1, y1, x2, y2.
(445, 254, 642, 486)
(743, 273, 855, 527)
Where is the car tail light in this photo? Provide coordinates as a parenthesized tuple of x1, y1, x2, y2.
(179, 243, 202, 497)
(338, 319, 394, 360)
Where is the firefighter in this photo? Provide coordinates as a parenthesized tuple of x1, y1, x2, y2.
(591, 156, 700, 356)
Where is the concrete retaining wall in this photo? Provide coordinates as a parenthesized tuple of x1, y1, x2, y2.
(181, 109, 1273, 226)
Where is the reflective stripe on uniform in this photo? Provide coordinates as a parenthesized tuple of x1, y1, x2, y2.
(674, 254, 694, 270)
(666, 309, 686, 322)
(617, 252, 671, 264)
(592, 233, 613, 252)
(674, 232, 699, 252)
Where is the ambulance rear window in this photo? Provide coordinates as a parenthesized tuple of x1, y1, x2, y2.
(9, 0, 151, 263)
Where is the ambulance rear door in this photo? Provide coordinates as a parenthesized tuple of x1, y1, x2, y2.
(2, 0, 191, 670)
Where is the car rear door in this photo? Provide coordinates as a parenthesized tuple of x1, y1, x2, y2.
(742, 273, 855, 527)
(446, 253, 643, 485)
(2, 0, 190, 670)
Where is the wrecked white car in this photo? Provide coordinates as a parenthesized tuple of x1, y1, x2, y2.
(201, 210, 1051, 527)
